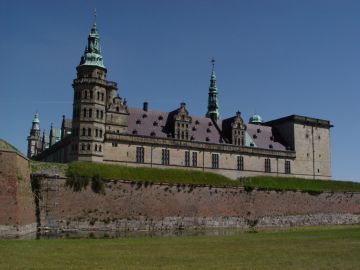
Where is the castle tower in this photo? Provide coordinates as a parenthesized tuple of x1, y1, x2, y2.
(206, 58, 220, 120)
(27, 113, 41, 158)
(71, 14, 127, 162)
(71, 15, 109, 162)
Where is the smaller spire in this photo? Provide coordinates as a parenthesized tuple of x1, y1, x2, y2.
(206, 58, 220, 120)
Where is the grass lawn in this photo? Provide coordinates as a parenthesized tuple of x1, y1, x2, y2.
(1, 225, 360, 270)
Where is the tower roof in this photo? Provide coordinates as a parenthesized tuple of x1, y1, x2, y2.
(206, 58, 220, 120)
(79, 11, 105, 68)
(32, 112, 40, 124)
(249, 114, 263, 124)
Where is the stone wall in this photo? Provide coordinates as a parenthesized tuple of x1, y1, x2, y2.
(0, 148, 36, 237)
(33, 175, 360, 232)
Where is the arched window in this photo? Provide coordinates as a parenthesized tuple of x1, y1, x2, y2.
(97, 92, 100, 100)
(99, 145, 102, 152)
(96, 110, 99, 119)
(99, 130, 103, 138)
(95, 144, 98, 151)
(82, 128, 86, 136)
(81, 144, 85, 150)
(89, 109, 92, 118)
(101, 93, 104, 101)
(83, 108, 87, 118)
(87, 143, 90, 150)
(84, 90, 88, 99)
(88, 128, 91, 136)
(100, 111, 104, 119)
(90, 90, 93, 99)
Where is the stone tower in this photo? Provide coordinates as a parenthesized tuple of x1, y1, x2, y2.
(71, 16, 128, 162)
(206, 59, 220, 120)
(27, 113, 41, 158)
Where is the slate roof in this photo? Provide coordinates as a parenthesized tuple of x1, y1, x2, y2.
(126, 107, 288, 151)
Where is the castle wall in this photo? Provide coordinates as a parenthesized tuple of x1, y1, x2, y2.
(34, 175, 360, 231)
(0, 149, 36, 237)
(103, 141, 295, 179)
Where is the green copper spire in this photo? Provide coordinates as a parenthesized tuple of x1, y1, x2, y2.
(79, 10, 105, 68)
(206, 58, 220, 120)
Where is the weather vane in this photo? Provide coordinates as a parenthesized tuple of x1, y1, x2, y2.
(210, 57, 215, 71)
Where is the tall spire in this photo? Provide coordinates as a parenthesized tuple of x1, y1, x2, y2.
(79, 9, 105, 68)
(206, 57, 220, 120)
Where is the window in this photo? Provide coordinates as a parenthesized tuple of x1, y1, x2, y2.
(88, 128, 91, 136)
(89, 108, 92, 118)
(84, 90, 88, 99)
(100, 111, 104, 119)
(237, 156, 244, 171)
(95, 144, 98, 151)
(81, 144, 85, 150)
(185, 151, 190, 167)
(99, 145, 102, 152)
(96, 110, 99, 119)
(101, 93, 104, 101)
(83, 108, 87, 118)
(212, 153, 219, 169)
(97, 92, 100, 100)
(82, 128, 86, 136)
(87, 143, 90, 150)
(99, 130, 103, 138)
(90, 90, 93, 99)
(285, 160, 291, 174)
(95, 129, 98, 137)
(265, 158, 271, 173)
(136, 147, 144, 163)
(161, 149, 170, 165)
(192, 152, 197, 167)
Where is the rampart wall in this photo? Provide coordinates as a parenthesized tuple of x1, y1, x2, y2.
(33, 175, 360, 232)
(0, 149, 36, 237)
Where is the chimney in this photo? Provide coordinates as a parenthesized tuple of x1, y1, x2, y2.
(143, 102, 148, 112)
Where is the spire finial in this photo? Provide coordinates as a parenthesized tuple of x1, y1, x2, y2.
(93, 8, 97, 23)
(210, 57, 215, 72)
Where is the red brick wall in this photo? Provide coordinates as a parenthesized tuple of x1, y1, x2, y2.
(0, 150, 36, 230)
(37, 177, 360, 230)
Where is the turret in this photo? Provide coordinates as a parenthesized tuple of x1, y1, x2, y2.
(27, 113, 42, 158)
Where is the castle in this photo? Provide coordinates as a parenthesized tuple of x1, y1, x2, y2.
(27, 18, 333, 180)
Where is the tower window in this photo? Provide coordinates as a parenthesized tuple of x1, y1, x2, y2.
(90, 90, 93, 99)
(265, 158, 271, 173)
(99, 130, 103, 138)
(83, 108, 87, 118)
(89, 109, 92, 118)
(101, 93, 104, 101)
(100, 111, 104, 119)
(87, 143, 90, 150)
(84, 90, 88, 99)
(97, 92, 100, 100)
(285, 160, 291, 174)
(95, 144, 98, 151)
(136, 147, 144, 163)
(161, 149, 170, 165)
(88, 128, 91, 136)
(96, 110, 99, 119)
(95, 129, 99, 137)
(237, 156, 244, 171)
(212, 153, 219, 169)
(82, 128, 86, 136)
(81, 144, 85, 150)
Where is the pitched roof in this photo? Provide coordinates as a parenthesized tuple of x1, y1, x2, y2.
(126, 107, 288, 151)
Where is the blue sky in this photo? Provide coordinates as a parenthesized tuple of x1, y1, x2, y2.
(0, 0, 359, 181)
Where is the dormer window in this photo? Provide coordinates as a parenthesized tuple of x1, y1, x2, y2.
(195, 120, 200, 125)
(132, 129, 138, 135)
(150, 131, 156, 136)
(136, 119, 141, 124)
(153, 121, 158, 126)
(158, 115, 163, 120)
(142, 114, 147, 118)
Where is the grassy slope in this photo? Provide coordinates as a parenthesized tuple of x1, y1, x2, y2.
(67, 162, 240, 187)
(65, 162, 360, 193)
(0, 226, 360, 270)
